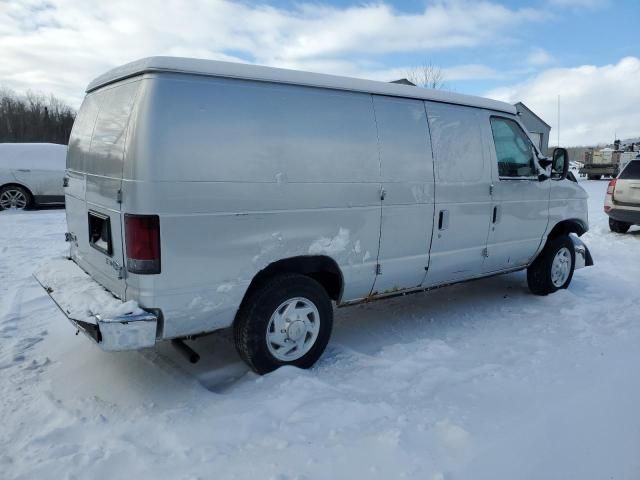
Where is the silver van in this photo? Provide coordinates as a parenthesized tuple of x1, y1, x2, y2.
(35, 57, 593, 373)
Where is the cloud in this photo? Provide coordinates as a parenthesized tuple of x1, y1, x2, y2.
(547, 0, 608, 9)
(0, 0, 546, 106)
(486, 57, 640, 146)
(443, 64, 498, 81)
(527, 48, 554, 66)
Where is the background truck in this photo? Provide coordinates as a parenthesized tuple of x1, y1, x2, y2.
(580, 148, 621, 180)
(580, 140, 640, 180)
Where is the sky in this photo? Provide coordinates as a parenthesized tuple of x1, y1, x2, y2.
(1, 0, 638, 146)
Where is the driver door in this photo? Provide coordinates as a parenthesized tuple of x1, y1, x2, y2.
(483, 114, 550, 273)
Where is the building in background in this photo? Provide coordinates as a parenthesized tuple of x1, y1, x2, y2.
(514, 102, 551, 154)
(389, 78, 417, 86)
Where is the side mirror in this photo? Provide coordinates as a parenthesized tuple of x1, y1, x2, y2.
(552, 148, 569, 180)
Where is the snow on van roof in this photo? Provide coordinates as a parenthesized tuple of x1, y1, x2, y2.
(87, 56, 516, 115)
(0, 143, 67, 171)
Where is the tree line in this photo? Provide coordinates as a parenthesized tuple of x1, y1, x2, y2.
(0, 87, 76, 145)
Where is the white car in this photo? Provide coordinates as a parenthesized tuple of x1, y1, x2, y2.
(0, 143, 66, 210)
(605, 159, 640, 233)
(35, 57, 593, 374)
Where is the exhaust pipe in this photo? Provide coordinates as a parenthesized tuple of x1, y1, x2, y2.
(171, 339, 200, 364)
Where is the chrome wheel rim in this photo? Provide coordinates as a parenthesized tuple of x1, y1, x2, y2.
(0, 189, 27, 209)
(551, 247, 572, 287)
(266, 297, 320, 362)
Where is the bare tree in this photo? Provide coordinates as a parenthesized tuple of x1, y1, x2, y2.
(0, 87, 75, 144)
(406, 62, 447, 90)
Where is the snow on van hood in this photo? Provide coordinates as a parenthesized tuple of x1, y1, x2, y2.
(0, 143, 67, 171)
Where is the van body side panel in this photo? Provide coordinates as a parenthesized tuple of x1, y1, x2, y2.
(370, 95, 435, 295)
(125, 74, 382, 338)
(423, 102, 492, 286)
(547, 179, 589, 240)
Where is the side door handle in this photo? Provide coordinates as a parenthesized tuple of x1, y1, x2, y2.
(492, 205, 501, 224)
(438, 209, 449, 230)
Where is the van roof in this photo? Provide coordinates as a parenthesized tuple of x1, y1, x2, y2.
(87, 56, 516, 115)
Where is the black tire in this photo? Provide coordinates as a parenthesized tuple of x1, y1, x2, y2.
(234, 274, 333, 374)
(587, 174, 601, 180)
(0, 185, 33, 210)
(609, 218, 631, 233)
(527, 235, 576, 296)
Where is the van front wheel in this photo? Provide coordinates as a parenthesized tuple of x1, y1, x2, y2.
(527, 235, 575, 296)
(234, 274, 333, 374)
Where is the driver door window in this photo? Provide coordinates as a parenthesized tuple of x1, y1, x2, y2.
(490, 117, 537, 178)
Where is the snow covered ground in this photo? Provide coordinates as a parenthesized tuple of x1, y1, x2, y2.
(1, 180, 639, 480)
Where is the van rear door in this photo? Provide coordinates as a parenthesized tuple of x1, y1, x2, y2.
(65, 80, 141, 299)
(614, 161, 640, 205)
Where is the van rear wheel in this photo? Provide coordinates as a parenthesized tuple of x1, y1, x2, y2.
(234, 274, 333, 374)
(527, 235, 575, 296)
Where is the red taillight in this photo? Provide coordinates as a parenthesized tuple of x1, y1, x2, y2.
(607, 179, 617, 195)
(124, 214, 161, 274)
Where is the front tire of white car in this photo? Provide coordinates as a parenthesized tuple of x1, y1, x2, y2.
(234, 274, 333, 375)
(527, 235, 576, 296)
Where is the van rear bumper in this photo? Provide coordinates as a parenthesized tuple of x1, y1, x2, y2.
(34, 257, 158, 351)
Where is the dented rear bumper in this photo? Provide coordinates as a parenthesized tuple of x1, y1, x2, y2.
(34, 257, 158, 351)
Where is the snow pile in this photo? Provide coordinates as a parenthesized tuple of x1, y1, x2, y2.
(0, 143, 67, 171)
(1, 181, 640, 479)
(34, 257, 142, 322)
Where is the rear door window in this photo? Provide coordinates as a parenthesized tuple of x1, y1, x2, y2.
(619, 160, 640, 179)
(490, 117, 537, 178)
(67, 94, 100, 172)
(85, 81, 140, 178)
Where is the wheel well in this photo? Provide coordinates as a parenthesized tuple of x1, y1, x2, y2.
(547, 219, 587, 240)
(242, 255, 344, 304)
